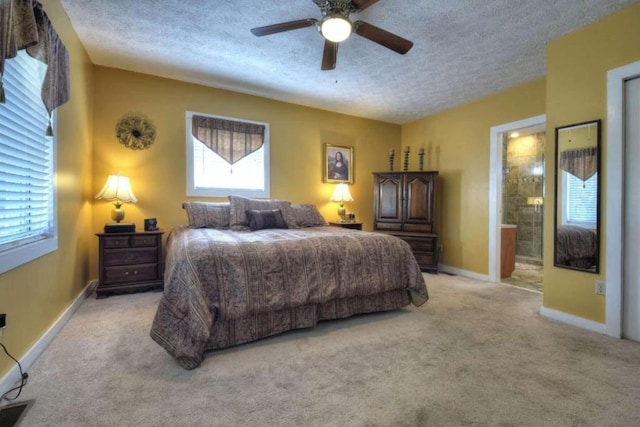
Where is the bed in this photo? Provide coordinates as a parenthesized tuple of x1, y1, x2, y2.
(555, 225, 597, 269)
(150, 197, 429, 369)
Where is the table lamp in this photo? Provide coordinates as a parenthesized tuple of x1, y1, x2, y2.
(95, 173, 138, 232)
(329, 183, 354, 222)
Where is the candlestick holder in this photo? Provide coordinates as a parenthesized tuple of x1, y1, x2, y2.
(418, 150, 425, 171)
(388, 152, 395, 171)
(403, 150, 410, 171)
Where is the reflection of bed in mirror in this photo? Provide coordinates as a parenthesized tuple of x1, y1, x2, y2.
(555, 225, 597, 269)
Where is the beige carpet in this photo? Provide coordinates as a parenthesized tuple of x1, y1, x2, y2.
(11, 274, 640, 426)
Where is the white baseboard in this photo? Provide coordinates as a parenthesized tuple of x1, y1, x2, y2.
(438, 264, 490, 282)
(0, 280, 97, 398)
(539, 306, 607, 335)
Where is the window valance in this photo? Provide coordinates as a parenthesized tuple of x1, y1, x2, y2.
(559, 147, 598, 182)
(192, 115, 265, 165)
(1, 0, 70, 135)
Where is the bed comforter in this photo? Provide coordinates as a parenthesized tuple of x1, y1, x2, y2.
(151, 225, 428, 369)
(556, 225, 597, 268)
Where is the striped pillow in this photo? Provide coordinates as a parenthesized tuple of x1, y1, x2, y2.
(182, 202, 230, 229)
(291, 204, 328, 227)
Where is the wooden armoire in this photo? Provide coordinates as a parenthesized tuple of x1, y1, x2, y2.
(373, 171, 439, 273)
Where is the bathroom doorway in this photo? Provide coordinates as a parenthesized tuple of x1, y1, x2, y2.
(488, 115, 546, 292)
(501, 127, 545, 292)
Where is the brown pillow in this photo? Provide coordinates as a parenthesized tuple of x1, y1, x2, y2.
(245, 209, 288, 231)
(291, 203, 328, 227)
(182, 202, 230, 228)
(228, 195, 298, 231)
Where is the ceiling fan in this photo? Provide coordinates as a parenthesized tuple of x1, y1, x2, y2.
(250, 0, 414, 71)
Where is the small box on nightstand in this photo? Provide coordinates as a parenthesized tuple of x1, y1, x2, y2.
(104, 222, 136, 233)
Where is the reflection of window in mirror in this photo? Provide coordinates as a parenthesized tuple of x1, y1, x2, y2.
(561, 171, 598, 229)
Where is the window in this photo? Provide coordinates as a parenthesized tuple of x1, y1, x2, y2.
(562, 171, 598, 229)
(0, 51, 58, 274)
(186, 111, 270, 198)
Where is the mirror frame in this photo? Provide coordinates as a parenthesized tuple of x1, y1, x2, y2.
(553, 119, 601, 273)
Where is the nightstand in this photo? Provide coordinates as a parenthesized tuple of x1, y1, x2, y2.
(95, 230, 164, 298)
(329, 222, 363, 230)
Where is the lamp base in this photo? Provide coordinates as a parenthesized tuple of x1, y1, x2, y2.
(104, 222, 136, 233)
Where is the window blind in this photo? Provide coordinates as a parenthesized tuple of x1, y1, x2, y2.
(566, 172, 597, 227)
(0, 51, 54, 252)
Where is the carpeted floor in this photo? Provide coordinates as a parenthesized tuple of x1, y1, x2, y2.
(8, 274, 640, 426)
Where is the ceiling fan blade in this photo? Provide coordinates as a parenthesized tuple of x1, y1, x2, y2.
(321, 40, 338, 71)
(251, 18, 318, 37)
(351, 0, 379, 12)
(353, 21, 413, 54)
(311, 0, 329, 6)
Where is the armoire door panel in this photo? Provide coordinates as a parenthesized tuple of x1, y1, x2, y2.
(374, 175, 403, 223)
(405, 174, 435, 226)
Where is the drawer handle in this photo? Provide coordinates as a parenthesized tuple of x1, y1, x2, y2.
(114, 240, 120, 245)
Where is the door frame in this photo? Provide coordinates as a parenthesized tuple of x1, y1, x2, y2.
(605, 60, 640, 338)
(488, 114, 546, 283)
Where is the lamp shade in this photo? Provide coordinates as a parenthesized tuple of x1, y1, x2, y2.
(330, 183, 354, 204)
(320, 15, 352, 43)
(95, 174, 138, 203)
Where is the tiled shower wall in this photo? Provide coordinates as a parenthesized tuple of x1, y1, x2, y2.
(502, 132, 545, 261)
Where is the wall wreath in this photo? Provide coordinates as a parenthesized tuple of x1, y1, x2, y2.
(115, 113, 157, 150)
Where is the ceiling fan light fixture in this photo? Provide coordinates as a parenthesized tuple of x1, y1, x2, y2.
(320, 15, 352, 42)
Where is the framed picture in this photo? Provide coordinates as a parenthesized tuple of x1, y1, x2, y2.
(323, 144, 354, 184)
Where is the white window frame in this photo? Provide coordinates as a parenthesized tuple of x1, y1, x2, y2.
(0, 51, 58, 274)
(185, 111, 270, 198)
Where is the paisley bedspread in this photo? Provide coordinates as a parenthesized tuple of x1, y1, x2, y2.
(150, 225, 428, 369)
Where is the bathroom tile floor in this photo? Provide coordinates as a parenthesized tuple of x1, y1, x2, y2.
(502, 262, 543, 293)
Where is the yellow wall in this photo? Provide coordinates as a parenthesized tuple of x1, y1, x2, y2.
(543, 2, 640, 322)
(401, 79, 546, 274)
(90, 67, 401, 275)
(0, 0, 94, 379)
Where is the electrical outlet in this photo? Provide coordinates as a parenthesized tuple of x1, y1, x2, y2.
(595, 281, 606, 296)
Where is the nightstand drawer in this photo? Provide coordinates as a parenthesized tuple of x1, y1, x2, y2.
(103, 264, 159, 284)
(131, 235, 159, 247)
(103, 247, 158, 266)
(103, 236, 131, 249)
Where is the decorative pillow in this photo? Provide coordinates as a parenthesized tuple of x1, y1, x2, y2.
(228, 195, 298, 231)
(245, 209, 288, 231)
(291, 203, 328, 227)
(182, 202, 230, 229)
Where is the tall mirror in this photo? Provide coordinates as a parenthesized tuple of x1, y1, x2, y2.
(554, 120, 601, 273)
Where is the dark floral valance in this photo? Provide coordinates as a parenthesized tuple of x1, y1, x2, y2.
(560, 147, 598, 182)
(1, 0, 70, 135)
(192, 115, 265, 165)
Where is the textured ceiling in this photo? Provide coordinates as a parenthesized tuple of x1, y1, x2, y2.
(58, 0, 639, 124)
